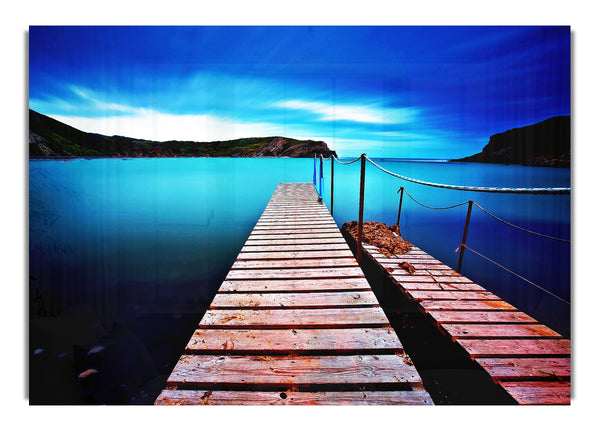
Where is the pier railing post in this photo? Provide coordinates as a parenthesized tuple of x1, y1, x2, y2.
(330, 156, 334, 216)
(319, 155, 324, 200)
(457, 200, 473, 273)
(356, 154, 366, 264)
(396, 187, 404, 235)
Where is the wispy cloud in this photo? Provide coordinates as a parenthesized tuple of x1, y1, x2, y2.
(69, 86, 150, 116)
(277, 100, 418, 124)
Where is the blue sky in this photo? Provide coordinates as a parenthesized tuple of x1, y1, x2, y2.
(29, 26, 570, 158)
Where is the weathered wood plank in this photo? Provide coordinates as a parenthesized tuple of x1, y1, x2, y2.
(226, 267, 365, 280)
(166, 354, 424, 389)
(499, 382, 570, 405)
(241, 243, 349, 252)
(258, 213, 332, 219)
(237, 250, 354, 260)
(407, 290, 502, 301)
(392, 282, 441, 291)
(199, 307, 389, 328)
(428, 311, 537, 324)
(218, 278, 372, 292)
(186, 327, 403, 354)
(210, 291, 378, 308)
(433, 276, 472, 284)
(244, 238, 347, 246)
(441, 324, 563, 339)
(155, 389, 434, 405)
(254, 222, 337, 228)
(248, 228, 341, 235)
(393, 275, 437, 283)
(261, 209, 331, 215)
(456, 338, 571, 357)
(476, 357, 570, 380)
(249, 233, 343, 241)
(418, 299, 517, 311)
(232, 257, 357, 269)
(371, 255, 439, 264)
(399, 282, 486, 291)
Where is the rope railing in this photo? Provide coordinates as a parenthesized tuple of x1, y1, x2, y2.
(399, 187, 571, 244)
(332, 154, 362, 165)
(364, 154, 571, 194)
(471, 201, 570, 243)
(317, 152, 570, 305)
(401, 187, 471, 211)
(461, 244, 570, 305)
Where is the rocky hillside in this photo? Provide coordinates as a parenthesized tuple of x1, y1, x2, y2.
(452, 116, 570, 167)
(29, 109, 337, 158)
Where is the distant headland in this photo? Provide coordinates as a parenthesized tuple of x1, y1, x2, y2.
(452, 116, 570, 167)
(28, 109, 337, 159)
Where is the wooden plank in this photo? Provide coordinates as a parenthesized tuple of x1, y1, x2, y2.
(407, 290, 502, 301)
(374, 257, 440, 264)
(155, 389, 433, 405)
(456, 339, 571, 358)
(166, 354, 424, 389)
(378, 257, 439, 264)
(393, 275, 436, 283)
(426, 269, 462, 276)
(248, 232, 343, 240)
(258, 215, 333, 220)
(428, 311, 537, 324)
(399, 282, 485, 291)
(261, 209, 331, 215)
(418, 299, 517, 311)
(248, 228, 341, 235)
(218, 278, 372, 292)
(185, 327, 403, 354)
(433, 276, 472, 284)
(476, 357, 570, 380)
(210, 291, 378, 308)
(244, 238, 348, 246)
(236, 250, 354, 260)
(254, 222, 337, 228)
(441, 324, 563, 339)
(241, 243, 349, 252)
(231, 257, 357, 269)
(199, 307, 389, 328)
(410, 263, 454, 271)
(499, 382, 570, 405)
(226, 267, 365, 280)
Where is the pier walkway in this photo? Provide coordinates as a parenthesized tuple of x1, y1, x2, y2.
(359, 242, 570, 405)
(155, 183, 433, 405)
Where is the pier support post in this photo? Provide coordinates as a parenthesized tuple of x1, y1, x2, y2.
(330, 156, 334, 216)
(396, 187, 404, 235)
(357, 154, 366, 264)
(457, 200, 473, 273)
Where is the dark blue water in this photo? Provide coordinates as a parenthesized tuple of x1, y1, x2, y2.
(29, 158, 571, 363)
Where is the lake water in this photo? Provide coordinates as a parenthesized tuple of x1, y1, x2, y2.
(29, 157, 571, 375)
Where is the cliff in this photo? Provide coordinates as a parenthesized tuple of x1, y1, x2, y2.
(28, 109, 337, 159)
(452, 116, 570, 167)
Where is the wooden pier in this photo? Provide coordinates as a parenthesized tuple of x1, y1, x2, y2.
(359, 242, 570, 405)
(155, 183, 433, 405)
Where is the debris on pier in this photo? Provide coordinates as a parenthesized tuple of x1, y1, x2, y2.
(342, 221, 411, 257)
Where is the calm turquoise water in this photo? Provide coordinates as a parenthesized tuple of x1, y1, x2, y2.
(29, 158, 571, 355)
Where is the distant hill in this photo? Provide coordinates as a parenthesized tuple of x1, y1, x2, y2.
(452, 116, 570, 167)
(28, 109, 337, 158)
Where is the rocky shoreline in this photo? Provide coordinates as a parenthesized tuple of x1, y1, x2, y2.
(452, 116, 570, 167)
